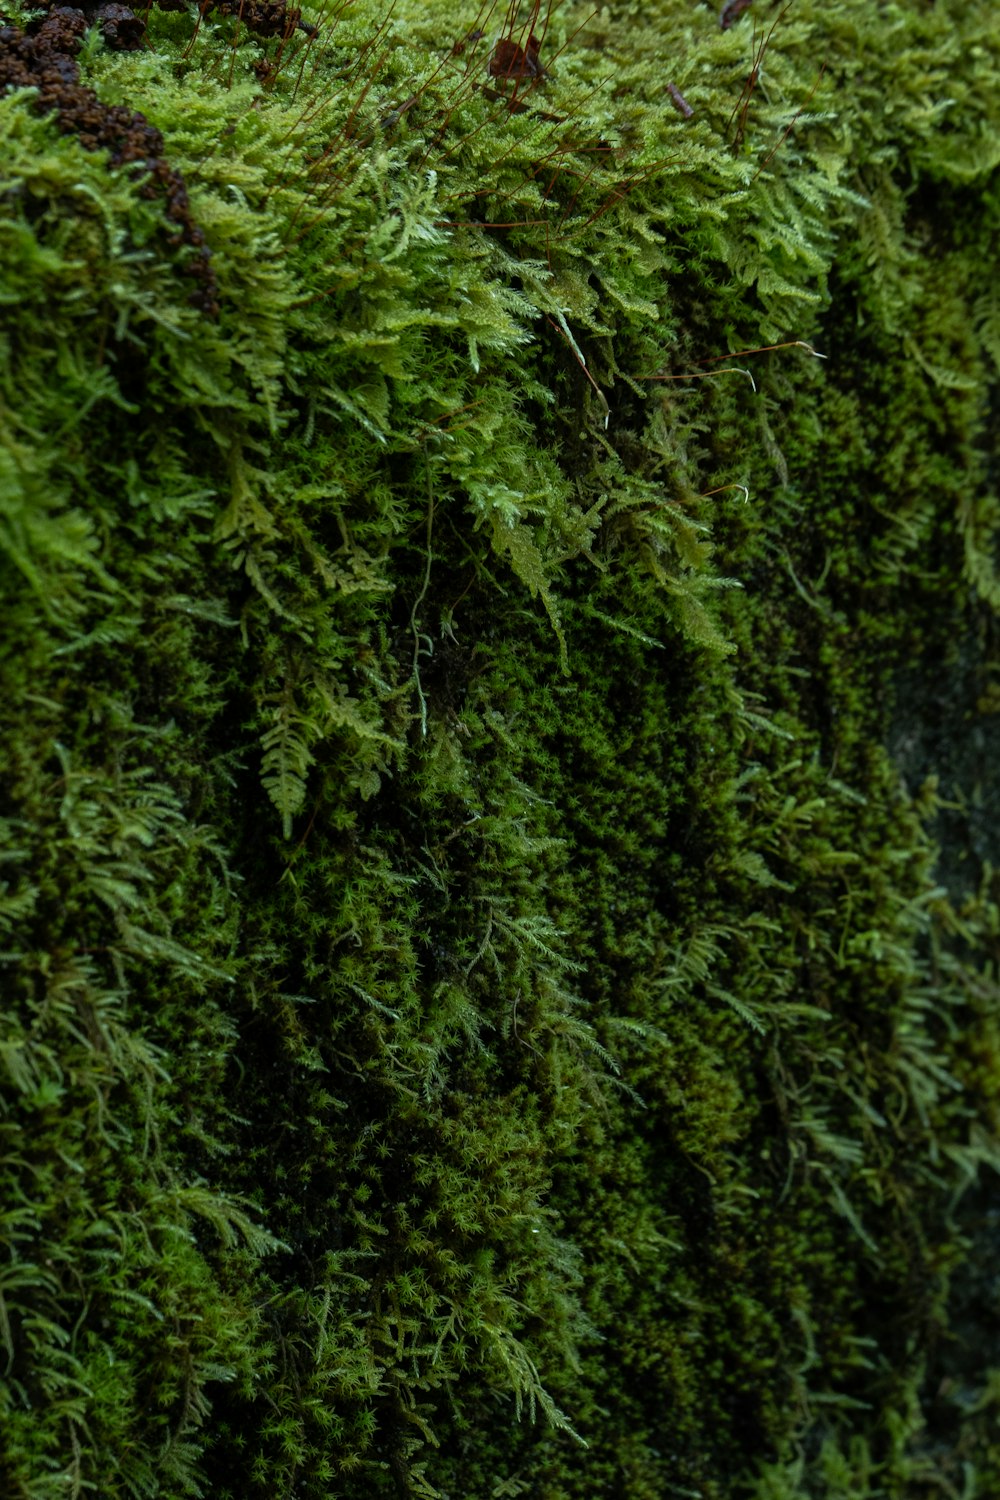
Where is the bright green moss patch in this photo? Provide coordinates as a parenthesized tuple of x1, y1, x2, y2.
(2, 0, 1000, 1494)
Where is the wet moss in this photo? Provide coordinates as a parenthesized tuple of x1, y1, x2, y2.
(2, 0, 999, 1494)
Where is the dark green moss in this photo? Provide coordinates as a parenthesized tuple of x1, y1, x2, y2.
(2, 0, 1000, 1494)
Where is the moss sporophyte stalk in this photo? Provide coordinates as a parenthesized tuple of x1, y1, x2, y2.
(2, 0, 1000, 1495)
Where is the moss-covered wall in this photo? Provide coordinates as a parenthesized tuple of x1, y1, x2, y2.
(2, 0, 1000, 1494)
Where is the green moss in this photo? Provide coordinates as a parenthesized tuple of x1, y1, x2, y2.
(2, 0, 1000, 1494)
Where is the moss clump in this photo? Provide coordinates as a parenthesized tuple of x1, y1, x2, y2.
(2, 0, 1000, 1494)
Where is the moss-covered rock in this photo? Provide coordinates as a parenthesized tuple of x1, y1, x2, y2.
(2, 0, 999, 1494)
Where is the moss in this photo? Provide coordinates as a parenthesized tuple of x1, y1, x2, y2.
(2, 0, 1000, 1494)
